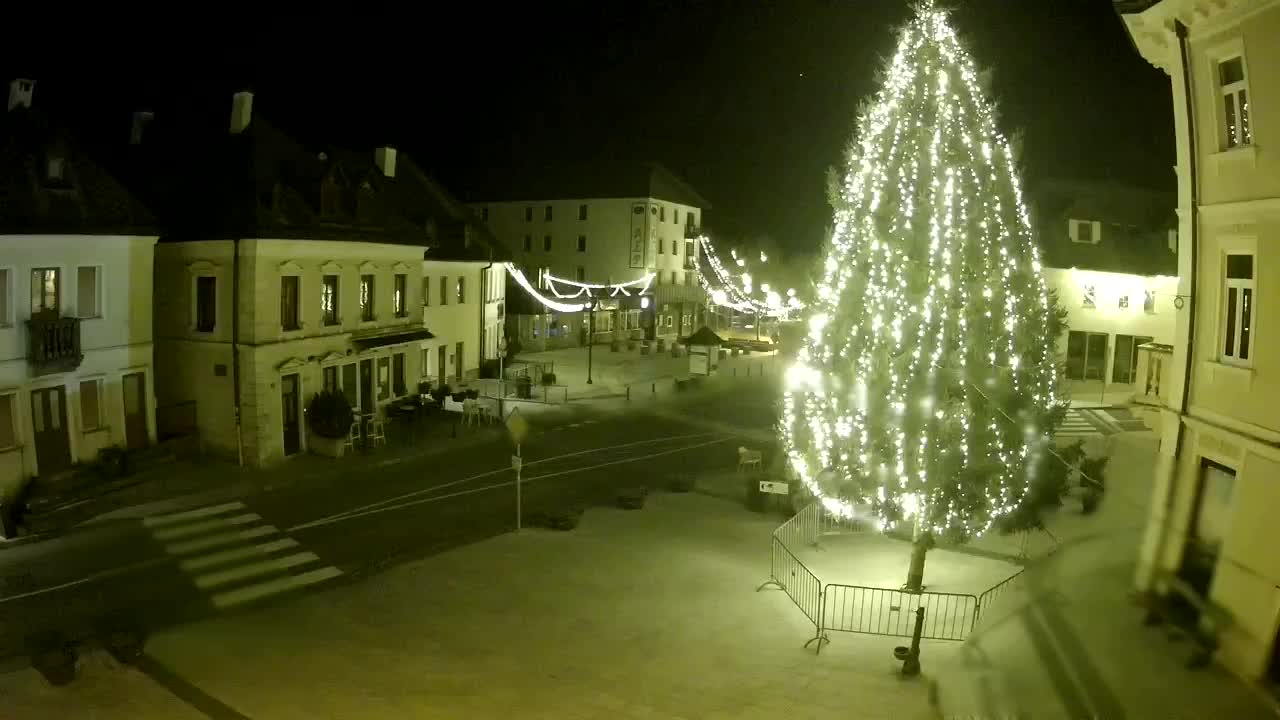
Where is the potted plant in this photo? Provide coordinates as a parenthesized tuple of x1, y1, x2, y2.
(95, 445, 128, 479)
(1079, 454, 1108, 515)
(466, 389, 480, 400)
(542, 372, 557, 385)
(28, 631, 77, 686)
(306, 391, 355, 458)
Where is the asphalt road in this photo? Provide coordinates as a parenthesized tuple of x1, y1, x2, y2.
(0, 384, 779, 665)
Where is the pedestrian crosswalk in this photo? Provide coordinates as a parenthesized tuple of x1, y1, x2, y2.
(1054, 408, 1113, 441)
(143, 501, 342, 611)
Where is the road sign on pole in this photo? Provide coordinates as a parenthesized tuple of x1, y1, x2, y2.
(505, 407, 528, 446)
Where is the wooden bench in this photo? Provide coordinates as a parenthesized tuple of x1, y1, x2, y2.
(1142, 573, 1226, 669)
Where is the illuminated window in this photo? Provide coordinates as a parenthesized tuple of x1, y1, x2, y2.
(322, 275, 339, 325)
(360, 274, 375, 321)
(456, 276, 465, 304)
(394, 274, 408, 317)
(1082, 284, 1096, 309)
(1222, 253, 1253, 365)
(1218, 56, 1252, 149)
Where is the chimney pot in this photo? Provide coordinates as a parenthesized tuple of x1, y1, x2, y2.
(375, 146, 397, 178)
(130, 111, 154, 145)
(230, 91, 254, 134)
(7, 78, 34, 112)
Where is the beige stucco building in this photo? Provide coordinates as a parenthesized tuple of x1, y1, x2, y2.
(1117, 0, 1280, 685)
(0, 80, 157, 533)
(141, 93, 505, 468)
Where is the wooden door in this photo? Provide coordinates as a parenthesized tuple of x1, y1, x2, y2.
(123, 372, 148, 450)
(30, 386, 71, 475)
(454, 342, 464, 383)
(359, 360, 374, 414)
(281, 373, 300, 456)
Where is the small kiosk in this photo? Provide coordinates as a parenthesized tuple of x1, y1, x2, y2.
(682, 326, 725, 376)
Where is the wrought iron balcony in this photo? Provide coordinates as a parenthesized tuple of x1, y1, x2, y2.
(683, 224, 701, 239)
(26, 312, 83, 376)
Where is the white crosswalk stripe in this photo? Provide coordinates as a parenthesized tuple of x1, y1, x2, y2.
(144, 501, 342, 611)
(1054, 408, 1110, 440)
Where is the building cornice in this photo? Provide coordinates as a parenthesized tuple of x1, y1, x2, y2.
(1198, 196, 1280, 220)
(1118, 0, 1280, 73)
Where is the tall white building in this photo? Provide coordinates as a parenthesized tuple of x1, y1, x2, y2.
(471, 162, 708, 349)
(0, 80, 158, 533)
(1117, 0, 1280, 686)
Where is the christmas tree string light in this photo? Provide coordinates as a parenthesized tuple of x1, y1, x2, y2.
(780, 2, 1065, 567)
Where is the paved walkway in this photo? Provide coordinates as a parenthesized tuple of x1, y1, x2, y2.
(512, 346, 783, 401)
(0, 493, 940, 719)
(931, 432, 1280, 718)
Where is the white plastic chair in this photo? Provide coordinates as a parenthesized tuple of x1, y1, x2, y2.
(737, 446, 762, 473)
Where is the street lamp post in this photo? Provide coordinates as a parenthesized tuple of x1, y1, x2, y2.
(586, 300, 595, 385)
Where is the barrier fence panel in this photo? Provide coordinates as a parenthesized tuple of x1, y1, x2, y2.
(974, 567, 1026, 627)
(774, 502, 822, 549)
(822, 584, 977, 642)
(759, 536, 826, 648)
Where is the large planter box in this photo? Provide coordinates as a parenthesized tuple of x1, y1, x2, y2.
(308, 429, 346, 458)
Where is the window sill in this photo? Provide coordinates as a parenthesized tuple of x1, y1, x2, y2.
(82, 426, 110, 436)
(1208, 145, 1258, 169)
(77, 314, 104, 321)
(1202, 359, 1254, 384)
(0, 444, 20, 455)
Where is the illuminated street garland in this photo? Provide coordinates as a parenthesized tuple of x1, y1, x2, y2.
(505, 264, 654, 312)
(780, 4, 1062, 541)
(692, 235, 804, 318)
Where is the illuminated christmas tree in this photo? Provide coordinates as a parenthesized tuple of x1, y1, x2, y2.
(781, 2, 1067, 591)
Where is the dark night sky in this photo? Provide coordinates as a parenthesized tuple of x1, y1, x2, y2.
(11, 0, 1172, 256)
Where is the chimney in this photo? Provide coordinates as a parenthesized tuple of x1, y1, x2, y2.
(7, 78, 34, 111)
(230, 91, 253, 134)
(375, 146, 397, 177)
(130, 111, 154, 145)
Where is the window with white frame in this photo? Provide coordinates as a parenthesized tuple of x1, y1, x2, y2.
(0, 392, 17, 449)
(77, 266, 102, 318)
(80, 379, 103, 431)
(1218, 56, 1252, 149)
(0, 268, 10, 325)
(1069, 219, 1099, 244)
(1222, 253, 1254, 364)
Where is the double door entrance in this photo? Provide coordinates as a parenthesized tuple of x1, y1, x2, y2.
(29, 372, 149, 476)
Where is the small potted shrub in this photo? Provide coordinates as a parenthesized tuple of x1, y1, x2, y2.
(417, 381, 433, 398)
(96, 445, 128, 479)
(28, 631, 77, 686)
(617, 487, 648, 509)
(306, 391, 355, 457)
(542, 372, 557, 385)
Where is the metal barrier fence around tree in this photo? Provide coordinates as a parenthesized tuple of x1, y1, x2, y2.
(760, 501, 1025, 652)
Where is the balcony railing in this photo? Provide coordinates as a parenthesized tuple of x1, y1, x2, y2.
(684, 224, 701, 240)
(27, 312, 83, 376)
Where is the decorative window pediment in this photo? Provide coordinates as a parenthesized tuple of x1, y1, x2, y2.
(277, 356, 308, 372)
(320, 261, 343, 274)
(278, 259, 304, 274)
(392, 261, 413, 273)
(318, 351, 345, 365)
(187, 260, 219, 274)
(359, 261, 379, 273)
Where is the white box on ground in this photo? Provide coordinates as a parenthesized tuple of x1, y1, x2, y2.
(759, 481, 789, 495)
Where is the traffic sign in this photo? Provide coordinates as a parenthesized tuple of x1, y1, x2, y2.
(505, 407, 528, 445)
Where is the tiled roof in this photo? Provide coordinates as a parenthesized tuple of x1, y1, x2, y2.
(0, 106, 155, 235)
(1030, 179, 1176, 277)
(466, 161, 710, 210)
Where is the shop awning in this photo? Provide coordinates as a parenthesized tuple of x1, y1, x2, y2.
(352, 326, 436, 350)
